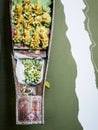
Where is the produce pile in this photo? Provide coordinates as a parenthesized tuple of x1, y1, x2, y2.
(12, 0, 52, 49)
(22, 58, 44, 85)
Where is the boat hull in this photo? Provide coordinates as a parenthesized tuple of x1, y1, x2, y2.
(10, 0, 55, 124)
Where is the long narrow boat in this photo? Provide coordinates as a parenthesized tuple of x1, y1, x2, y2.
(10, 0, 55, 124)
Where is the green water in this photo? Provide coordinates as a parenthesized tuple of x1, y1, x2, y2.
(1, 0, 96, 129)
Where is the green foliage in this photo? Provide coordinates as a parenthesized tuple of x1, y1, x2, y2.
(17, 0, 22, 4)
(30, 0, 38, 4)
(31, 0, 52, 8)
(12, 0, 22, 5)
(38, 0, 51, 7)
(12, 0, 52, 6)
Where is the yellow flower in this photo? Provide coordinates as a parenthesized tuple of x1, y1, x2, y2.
(27, 17, 34, 24)
(34, 33, 40, 44)
(27, 25, 32, 32)
(23, 12, 32, 20)
(34, 16, 42, 25)
(42, 13, 51, 24)
(16, 23, 22, 31)
(32, 4, 43, 15)
(13, 30, 21, 42)
(24, 22, 28, 29)
(24, 22, 32, 32)
(35, 26, 49, 35)
(23, 4, 32, 13)
(14, 4, 23, 15)
(40, 34, 49, 48)
(30, 38, 40, 48)
(30, 31, 40, 48)
(22, 0, 30, 5)
(22, 29, 31, 43)
(33, 26, 49, 48)
(30, 42, 35, 48)
(16, 14, 23, 23)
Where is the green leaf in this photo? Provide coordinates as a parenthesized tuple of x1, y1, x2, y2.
(39, 0, 51, 7)
(17, 0, 22, 4)
(13, 0, 52, 7)
(12, 0, 22, 5)
(31, 0, 51, 7)
(31, 0, 38, 4)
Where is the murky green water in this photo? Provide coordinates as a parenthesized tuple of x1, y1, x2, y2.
(1, 0, 98, 129)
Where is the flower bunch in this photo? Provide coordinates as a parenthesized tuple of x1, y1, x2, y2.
(12, 0, 51, 49)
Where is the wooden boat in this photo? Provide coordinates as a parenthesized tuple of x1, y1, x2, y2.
(10, 0, 55, 124)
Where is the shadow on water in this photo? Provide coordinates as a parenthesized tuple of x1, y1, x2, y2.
(0, 0, 16, 130)
(0, 0, 83, 130)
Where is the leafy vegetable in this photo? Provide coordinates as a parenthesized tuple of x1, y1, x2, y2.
(22, 59, 43, 85)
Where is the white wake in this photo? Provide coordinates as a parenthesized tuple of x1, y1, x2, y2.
(61, 0, 98, 130)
